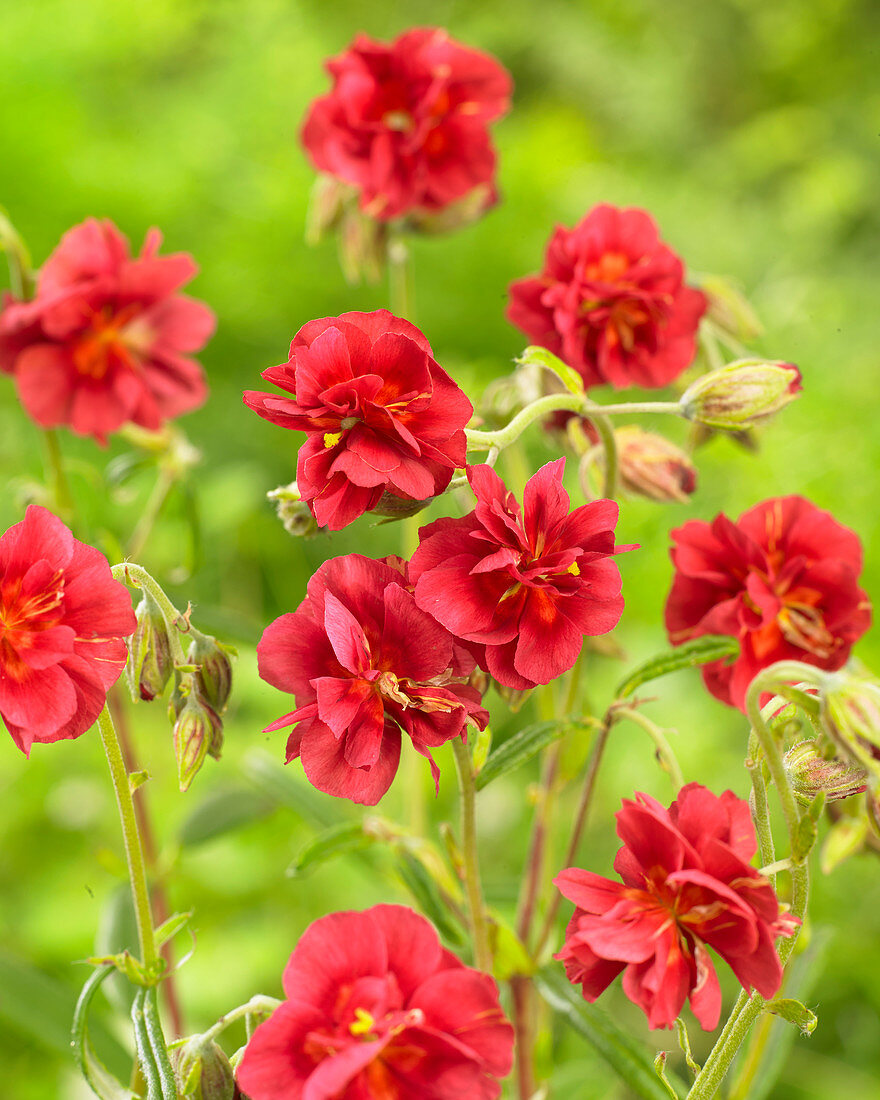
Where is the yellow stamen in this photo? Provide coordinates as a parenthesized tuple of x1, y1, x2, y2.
(323, 431, 342, 449)
(350, 1007, 376, 1038)
(567, 561, 581, 576)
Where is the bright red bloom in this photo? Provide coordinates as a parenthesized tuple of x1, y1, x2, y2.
(0, 506, 136, 754)
(257, 554, 487, 805)
(410, 459, 629, 690)
(665, 496, 871, 711)
(0, 219, 215, 444)
(243, 310, 473, 531)
(301, 28, 512, 222)
(555, 784, 798, 1031)
(507, 204, 706, 390)
(237, 904, 514, 1100)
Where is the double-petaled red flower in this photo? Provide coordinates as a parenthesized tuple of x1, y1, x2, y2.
(665, 496, 871, 711)
(237, 904, 514, 1099)
(0, 219, 215, 444)
(555, 784, 798, 1031)
(301, 28, 512, 222)
(257, 554, 487, 805)
(507, 204, 706, 390)
(243, 310, 473, 531)
(410, 459, 630, 690)
(0, 506, 136, 754)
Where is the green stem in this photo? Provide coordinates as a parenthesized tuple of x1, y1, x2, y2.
(590, 412, 618, 499)
(0, 208, 35, 299)
(616, 706, 685, 791)
(111, 562, 187, 666)
(686, 662, 821, 1099)
(451, 737, 492, 972)
(127, 468, 176, 561)
(42, 429, 74, 521)
(747, 730, 775, 869)
(96, 704, 158, 972)
(198, 995, 282, 1044)
(388, 237, 414, 320)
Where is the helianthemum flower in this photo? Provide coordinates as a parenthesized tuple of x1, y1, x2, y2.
(257, 554, 487, 804)
(301, 28, 512, 222)
(0, 218, 215, 443)
(410, 459, 630, 690)
(555, 784, 798, 1030)
(243, 310, 473, 530)
(665, 495, 871, 710)
(507, 204, 706, 390)
(0, 506, 136, 753)
(237, 905, 514, 1099)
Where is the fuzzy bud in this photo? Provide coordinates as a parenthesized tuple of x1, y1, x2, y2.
(784, 739, 868, 804)
(172, 675, 224, 793)
(820, 673, 880, 782)
(680, 360, 801, 429)
(175, 1035, 235, 1100)
(126, 590, 174, 702)
(267, 482, 319, 538)
(698, 274, 763, 343)
(369, 491, 433, 520)
(187, 633, 234, 715)
(611, 426, 697, 503)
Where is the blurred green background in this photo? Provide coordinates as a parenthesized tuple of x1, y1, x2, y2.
(2, 0, 880, 1096)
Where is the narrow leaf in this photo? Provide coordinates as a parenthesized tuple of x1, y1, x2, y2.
(536, 968, 687, 1100)
(143, 987, 179, 1099)
(517, 345, 585, 396)
(475, 721, 576, 791)
(765, 996, 818, 1036)
(154, 911, 193, 950)
(71, 966, 133, 1100)
(286, 821, 372, 877)
(820, 814, 868, 874)
(395, 850, 466, 947)
(132, 988, 161, 1100)
(616, 636, 739, 699)
(242, 749, 340, 827)
(178, 784, 272, 847)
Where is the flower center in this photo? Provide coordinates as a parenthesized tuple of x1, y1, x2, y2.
(72, 304, 144, 379)
(0, 570, 65, 679)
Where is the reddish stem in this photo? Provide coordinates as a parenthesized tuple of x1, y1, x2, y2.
(511, 975, 537, 1100)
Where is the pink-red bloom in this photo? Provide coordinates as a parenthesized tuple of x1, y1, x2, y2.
(243, 310, 473, 530)
(257, 554, 487, 805)
(237, 904, 514, 1099)
(0, 219, 215, 444)
(301, 28, 512, 222)
(665, 496, 871, 711)
(410, 459, 629, 690)
(555, 784, 798, 1030)
(0, 506, 136, 754)
(507, 204, 706, 390)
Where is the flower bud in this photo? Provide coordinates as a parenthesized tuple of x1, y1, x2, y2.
(175, 1035, 235, 1100)
(172, 677, 223, 793)
(126, 590, 174, 702)
(479, 363, 545, 429)
(820, 673, 880, 781)
(784, 739, 867, 804)
(305, 174, 353, 245)
(680, 360, 801, 429)
(187, 633, 234, 715)
(267, 482, 319, 538)
(402, 183, 496, 235)
(369, 491, 433, 520)
(698, 274, 763, 343)
(610, 426, 697, 504)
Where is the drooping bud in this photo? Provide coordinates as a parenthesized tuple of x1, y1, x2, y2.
(172, 674, 223, 793)
(402, 183, 496, 235)
(175, 1034, 235, 1099)
(680, 360, 801, 430)
(698, 274, 763, 344)
(126, 590, 174, 702)
(369, 491, 433, 520)
(187, 632, 234, 715)
(479, 362, 545, 430)
(784, 739, 868, 804)
(267, 482, 319, 538)
(608, 426, 697, 504)
(819, 671, 880, 783)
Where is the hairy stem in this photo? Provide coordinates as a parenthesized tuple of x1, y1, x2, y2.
(451, 737, 492, 972)
(111, 562, 188, 666)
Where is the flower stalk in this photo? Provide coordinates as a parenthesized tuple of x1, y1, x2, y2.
(451, 736, 492, 973)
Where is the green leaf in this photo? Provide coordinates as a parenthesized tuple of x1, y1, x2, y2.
(71, 967, 134, 1100)
(154, 911, 193, 950)
(241, 749, 340, 828)
(616, 636, 739, 699)
(142, 987, 179, 1099)
(178, 784, 273, 847)
(132, 988, 161, 1100)
(820, 814, 868, 874)
(394, 850, 466, 947)
(488, 919, 534, 982)
(517, 345, 585, 396)
(471, 725, 492, 774)
(286, 821, 372, 877)
(793, 809, 819, 863)
(475, 721, 577, 791)
(765, 997, 818, 1036)
(536, 968, 687, 1099)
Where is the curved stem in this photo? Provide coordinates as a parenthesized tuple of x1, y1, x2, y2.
(0, 208, 35, 299)
(96, 704, 158, 972)
(616, 706, 684, 791)
(198, 995, 282, 1044)
(451, 737, 492, 972)
(111, 562, 188, 666)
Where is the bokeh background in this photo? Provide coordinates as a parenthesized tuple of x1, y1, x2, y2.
(2, 0, 880, 1096)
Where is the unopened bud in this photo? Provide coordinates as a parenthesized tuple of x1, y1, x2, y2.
(610, 426, 697, 503)
(305, 174, 353, 246)
(339, 206, 388, 285)
(172, 675, 223, 793)
(175, 1035, 235, 1099)
(187, 632, 234, 715)
(369, 491, 433, 520)
(480, 364, 546, 429)
(784, 739, 867, 804)
(403, 183, 496, 235)
(127, 591, 174, 702)
(267, 482, 319, 538)
(680, 360, 801, 429)
(820, 672, 880, 784)
(698, 274, 763, 343)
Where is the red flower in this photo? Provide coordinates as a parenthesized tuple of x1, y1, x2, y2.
(0, 506, 136, 754)
(236, 904, 514, 1100)
(301, 28, 512, 222)
(507, 204, 706, 390)
(257, 554, 487, 805)
(0, 219, 215, 444)
(410, 459, 630, 690)
(243, 310, 473, 531)
(665, 496, 871, 710)
(555, 784, 798, 1030)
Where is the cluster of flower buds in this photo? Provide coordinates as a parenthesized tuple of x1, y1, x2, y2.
(170, 631, 234, 792)
(306, 175, 389, 285)
(680, 360, 802, 430)
(266, 481, 319, 538)
(127, 591, 174, 702)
